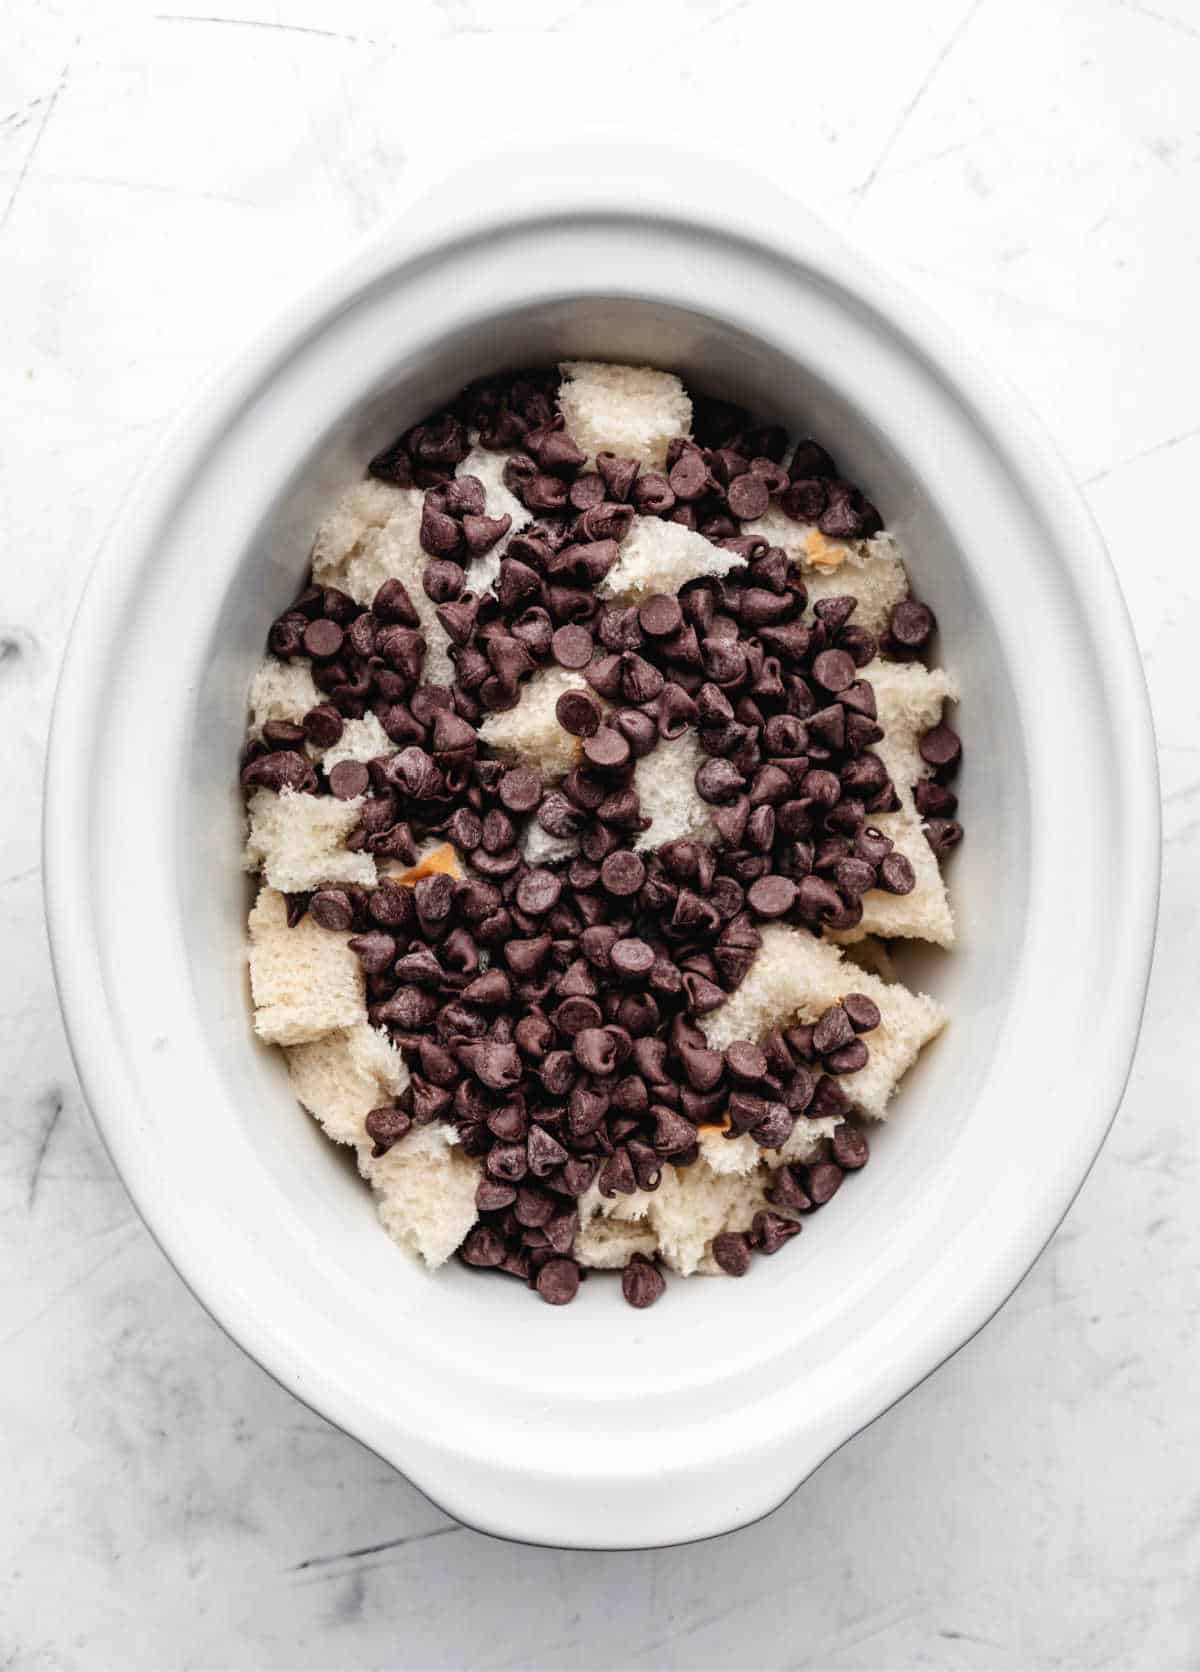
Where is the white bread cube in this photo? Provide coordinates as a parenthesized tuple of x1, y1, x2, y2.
(558, 361, 692, 471)
(312, 489, 456, 686)
(311, 479, 411, 571)
(457, 445, 526, 594)
(843, 936, 901, 984)
(285, 1022, 409, 1147)
(599, 517, 746, 603)
(244, 787, 376, 893)
(247, 886, 366, 1045)
(248, 657, 321, 737)
(358, 1124, 481, 1270)
(478, 665, 587, 782)
(574, 1210, 660, 1270)
(633, 731, 718, 852)
(697, 1118, 841, 1177)
(649, 1161, 773, 1277)
(842, 805, 951, 946)
(321, 712, 391, 772)
(742, 505, 908, 634)
(701, 924, 946, 1121)
(831, 659, 959, 948)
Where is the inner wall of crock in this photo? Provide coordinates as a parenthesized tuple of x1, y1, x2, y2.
(189, 294, 1024, 1370)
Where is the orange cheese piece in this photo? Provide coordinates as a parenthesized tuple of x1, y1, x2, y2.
(391, 843, 463, 885)
(805, 529, 849, 572)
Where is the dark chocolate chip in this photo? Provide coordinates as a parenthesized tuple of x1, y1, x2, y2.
(890, 598, 936, 648)
(831, 1123, 870, 1169)
(638, 594, 683, 639)
(843, 993, 881, 1033)
(552, 624, 594, 669)
(711, 1232, 752, 1276)
(622, 1254, 665, 1309)
(556, 689, 601, 738)
(364, 1106, 411, 1156)
(328, 759, 369, 800)
(535, 1258, 580, 1305)
(879, 852, 916, 894)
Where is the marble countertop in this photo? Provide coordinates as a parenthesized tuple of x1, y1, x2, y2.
(3, 1, 1197, 1666)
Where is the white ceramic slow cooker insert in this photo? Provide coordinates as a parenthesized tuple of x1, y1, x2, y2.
(45, 146, 1159, 1548)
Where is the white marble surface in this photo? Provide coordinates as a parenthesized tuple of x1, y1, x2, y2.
(2, 1, 1198, 1666)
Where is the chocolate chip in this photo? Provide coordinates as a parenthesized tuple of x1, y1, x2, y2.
(308, 888, 353, 931)
(751, 1103, 794, 1149)
(568, 472, 605, 512)
(460, 1224, 506, 1268)
(476, 1178, 517, 1213)
(622, 1254, 665, 1308)
(474, 1043, 523, 1092)
(813, 1004, 853, 1055)
(620, 653, 664, 705)
(610, 938, 654, 979)
(262, 719, 306, 751)
(364, 1106, 411, 1156)
(711, 1232, 752, 1276)
(612, 708, 657, 760)
(879, 852, 916, 894)
(819, 482, 882, 539)
(528, 1124, 569, 1178)
(781, 478, 829, 523)
(516, 868, 562, 916)
(633, 472, 675, 514)
(583, 653, 623, 700)
(747, 874, 798, 920)
(463, 513, 512, 556)
(914, 780, 959, 818)
(724, 1041, 768, 1083)
(673, 1043, 719, 1092)
(596, 452, 640, 501)
(824, 1039, 868, 1074)
(302, 618, 344, 660)
(583, 727, 631, 771)
(241, 750, 318, 794)
(831, 1123, 870, 1169)
(811, 648, 857, 694)
(498, 767, 542, 814)
(795, 874, 844, 925)
(924, 816, 963, 856)
(552, 624, 594, 669)
(889, 598, 936, 648)
(301, 703, 344, 749)
(555, 689, 600, 738)
(668, 447, 709, 500)
(834, 856, 877, 898)
(804, 1160, 843, 1204)
(726, 472, 770, 520)
(769, 1166, 811, 1212)
(348, 931, 396, 974)
(599, 849, 645, 897)
(695, 758, 744, 805)
(919, 723, 961, 772)
(535, 1258, 580, 1305)
(579, 502, 635, 542)
(652, 1106, 697, 1155)
(751, 1210, 801, 1254)
(599, 1148, 638, 1197)
(638, 594, 683, 639)
(682, 972, 725, 1014)
(328, 759, 369, 800)
(843, 993, 881, 1033)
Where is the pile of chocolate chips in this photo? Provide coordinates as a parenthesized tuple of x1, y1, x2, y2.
(242, 369, 963, 1306)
